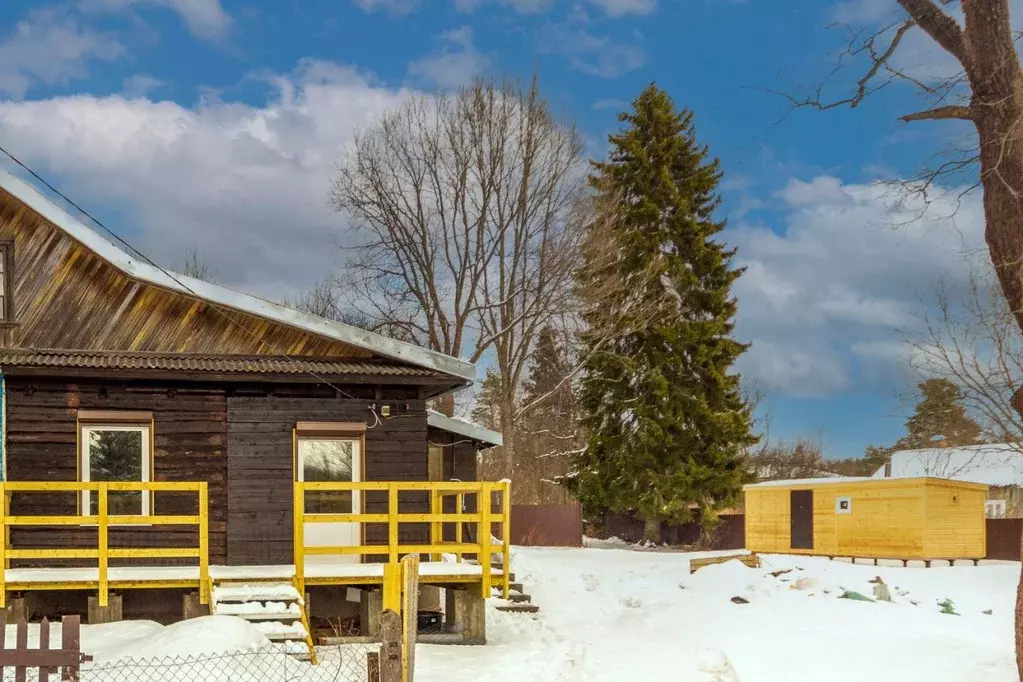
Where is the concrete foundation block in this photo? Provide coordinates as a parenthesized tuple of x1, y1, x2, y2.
(930, 559, 951, 568)
(906, 560, 927, 568)
(448, 589, 486, 645)
(832, 557, 853, 563)
(4, 598, 27, 624)
(853, 558, 877, 566)
(952, 559, 977, 567)
(183, 592, 210, 620)
(88, 595, 123, 624)
(360, 590, 382, 638)
(877, 559, 905, 568)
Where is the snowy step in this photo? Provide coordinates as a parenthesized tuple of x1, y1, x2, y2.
(216, 601, 302, 618)
(212, 583, 302, 604)
(496, 604, 539, 614)
(506, 592, 532, 604)
(251, 621, 309, 641)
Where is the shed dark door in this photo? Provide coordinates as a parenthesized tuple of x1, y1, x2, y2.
(790, 490, 814, 550)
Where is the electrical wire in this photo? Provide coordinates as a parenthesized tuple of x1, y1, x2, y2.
(0, 143, 368, 402)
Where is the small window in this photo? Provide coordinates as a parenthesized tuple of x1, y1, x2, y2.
(986, 499, 1007, 518)
(836, 496, 852, 514)
(80, 423, 151, 516)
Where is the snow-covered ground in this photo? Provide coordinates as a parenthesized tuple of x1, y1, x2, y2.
(9, 545, 1018, 681)
(418, 546, 1019, 682)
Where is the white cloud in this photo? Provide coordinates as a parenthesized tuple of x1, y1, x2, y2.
(454, 0, 554, 13)
(0, 8, 123, 98)
(537, 19, 645, 77)
(408, 27, 491, 89)
(352, 0, 420, 16)
(122, 74, 166, 97)
(730, 176, 985, 397)
(82, 0, 232, 40)
(585, 0, 656, 17)
(0, 59, 412, 299)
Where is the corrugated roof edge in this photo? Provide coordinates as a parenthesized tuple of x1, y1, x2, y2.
(427, 409, 503, 448)
(0, 171, 476, 383)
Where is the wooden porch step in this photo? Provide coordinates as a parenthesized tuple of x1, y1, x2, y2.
(506, 592, 531, 604)
(496, 604, 539, 614)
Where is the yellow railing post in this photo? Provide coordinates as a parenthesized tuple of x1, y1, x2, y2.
(293, 482, 306, 599)
(98, 483, 109, 607)
(388, 482, 399, 564)
(382, 562, 401, 612)
(198, 482, 209, 604)
(455, 493, 464, 563)
(501, 480, 511, 600)
(479, 484, 492, 599)
(0, 484, 7, 609)
(430, 488, 441, 562)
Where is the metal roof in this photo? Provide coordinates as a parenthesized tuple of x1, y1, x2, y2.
(0, 348, 443, 377)
(426, 409, 503, 447)
(0, 171, 476, 382)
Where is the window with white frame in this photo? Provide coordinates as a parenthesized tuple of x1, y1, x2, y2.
(296, 437, 360, 514)
(80, 422, 152, 516)
(985, 499, 1007, 519)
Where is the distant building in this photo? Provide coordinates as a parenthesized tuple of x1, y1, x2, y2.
(873, 443, 1023, 518)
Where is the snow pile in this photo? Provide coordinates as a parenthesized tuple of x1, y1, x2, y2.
(85, 616, 271, 663)
(216, 601, 301, 617)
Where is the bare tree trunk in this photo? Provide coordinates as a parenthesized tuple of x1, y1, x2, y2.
(499, 397, 516, 481)
(642, 518, 661, 544)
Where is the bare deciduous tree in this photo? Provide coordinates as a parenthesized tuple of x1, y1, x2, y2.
(791, 3, 1023, 667)
(181, 245, 216, 283)
(331, 76, 585, 478)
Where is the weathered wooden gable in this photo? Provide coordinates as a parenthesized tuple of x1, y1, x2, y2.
(0, 189, 372, 357)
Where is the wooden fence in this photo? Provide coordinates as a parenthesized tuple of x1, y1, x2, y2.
(604, 513, 746, 549)
(986, 518, 1023, 560)
(0, 615, 91, 681)
(510, 503, 583, 546)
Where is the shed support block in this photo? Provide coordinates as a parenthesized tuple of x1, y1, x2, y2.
(446, 588, 486, 644)
(88, 595, 122, 624)
(183, 592, 209, 620)
(360, 590, 382, 637)
(4, 598, 27, 623)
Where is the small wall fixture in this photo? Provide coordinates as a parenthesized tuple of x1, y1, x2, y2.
(836, 496, 852, 514)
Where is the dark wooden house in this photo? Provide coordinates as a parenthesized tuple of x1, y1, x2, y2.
(0, 171, 506, 640)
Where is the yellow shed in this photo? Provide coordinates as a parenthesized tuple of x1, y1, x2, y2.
(744, 477, 988, 560)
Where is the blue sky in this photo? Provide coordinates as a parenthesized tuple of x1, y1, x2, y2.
(0, 0, 987, 458)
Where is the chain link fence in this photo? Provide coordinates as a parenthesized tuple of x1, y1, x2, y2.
(2, 643, 381, 682)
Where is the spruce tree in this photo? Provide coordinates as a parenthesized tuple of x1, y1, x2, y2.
(568, 85, 756, 541)
(894, 378, 981, 449)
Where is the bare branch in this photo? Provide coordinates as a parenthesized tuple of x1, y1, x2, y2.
(900, 104, 975, 122)
(897, 0, 969, 66)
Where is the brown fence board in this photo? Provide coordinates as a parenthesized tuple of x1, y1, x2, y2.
(986, 518, 1023, 560)
(510, 503, 583, 546)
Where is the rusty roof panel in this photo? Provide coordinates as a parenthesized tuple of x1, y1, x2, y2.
(0, 348, 440, 377)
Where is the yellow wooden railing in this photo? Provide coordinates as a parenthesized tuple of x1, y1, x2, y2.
(0, 481, 209, 608)
(294, 480, 511, 600)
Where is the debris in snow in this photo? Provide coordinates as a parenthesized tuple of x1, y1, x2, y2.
(983, 609, 993, 615)
(871, 577, 893, 602)
(621, 596, 643, 609)
(792, 576, 819, 591)
(770, 569, 794, 578)
(938, 599, 959, 616)
(839, 590, 874, 602)
(730, 596, 749, 604)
